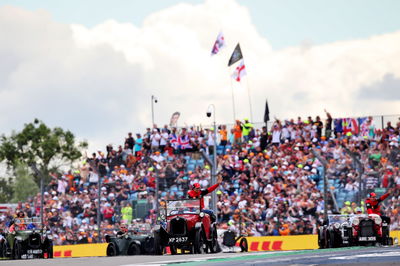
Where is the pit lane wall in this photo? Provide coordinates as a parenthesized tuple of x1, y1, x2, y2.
(53, 231, 400, 257)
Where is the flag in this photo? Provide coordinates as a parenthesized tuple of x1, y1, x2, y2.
(264, 100, 270, 123)
(231, 60, 246, 82)
(211, 32, 225, 55)
(228, 43, 243, 66)
(169, 112, 180, 127)
(358, 117, 368, 136)
(343, 118, 359, 135)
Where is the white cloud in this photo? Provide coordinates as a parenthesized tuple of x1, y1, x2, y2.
(0, 0, 400, 152)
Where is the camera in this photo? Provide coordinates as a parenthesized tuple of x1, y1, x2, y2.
(154, 99, 158, 103)
(206, 111, 212, 117)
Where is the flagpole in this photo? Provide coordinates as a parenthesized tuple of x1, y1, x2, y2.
(230, 77, 237, 122)
(244, 60, 254, 122)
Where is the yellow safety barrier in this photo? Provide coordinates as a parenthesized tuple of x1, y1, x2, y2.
(244, 235, 318, 252)
(52, 231, 400, 257)
(53, 243, 108, 258)
(390, 230, 400, 242)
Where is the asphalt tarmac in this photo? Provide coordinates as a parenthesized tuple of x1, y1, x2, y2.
(1, 246, 399, 266)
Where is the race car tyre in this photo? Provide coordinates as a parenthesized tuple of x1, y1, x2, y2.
(194, 229, 206, 254)
(13, 241, 21, 260)
(153, 231, 163, 255)
(144, 236, 155, 255)
(240, 237, 248, 252)
(127, 243, 140, 255)
(170, 245, 177, 255)
(327, 232, 335, 248)
(106, 243, 118, 256)
(318, 232, 325, 249)
(208, 227, 219, 253)
(48, 244, 53, 258)
(0, 242, 6, 258)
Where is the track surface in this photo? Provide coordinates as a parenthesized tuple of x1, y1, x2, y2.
(1, 246, 399, 266)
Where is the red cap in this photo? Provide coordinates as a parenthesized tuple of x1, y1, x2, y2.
(370, 192, 376, 197)
(193, 183, 201, 189)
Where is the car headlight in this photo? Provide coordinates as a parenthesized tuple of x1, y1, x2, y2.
(352, 218, 360, 226)
(334, 223, 340, 229)
(373, 216, 382, 225)
(199, 212, 205, 218)
(340, 222, 349, 228)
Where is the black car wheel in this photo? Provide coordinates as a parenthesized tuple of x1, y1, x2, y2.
(106, 243, 118, 256)
(207, 227, 219, 253)
(239, 237, 248, 252)
(153, 231, 163, 255)
(13, 241, 22, 260)
(48, 243, 53, 259)
(194, 229, 206, 254)
(327, 232, 335, 248)
(0, 241, 5, 258)
(169, 245, 177, 255)
(318, 230, 325, 249)
(127, 243, 141, 255)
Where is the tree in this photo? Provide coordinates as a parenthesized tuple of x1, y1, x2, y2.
(0, 119, 88, 185)
(0, 177, 14, 203)
(12, 162, 39, 203)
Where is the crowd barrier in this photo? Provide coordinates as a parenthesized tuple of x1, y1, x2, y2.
(53, 231, 400, 257)
(244, 235, 318, 252)
(53, 243, 107, 258)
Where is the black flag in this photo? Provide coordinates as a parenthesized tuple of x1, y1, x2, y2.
(228, 43, 243, 66)
(263, 100, 270, 123)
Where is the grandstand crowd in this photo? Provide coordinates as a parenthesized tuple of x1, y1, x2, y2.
(0, 112, 399, 245)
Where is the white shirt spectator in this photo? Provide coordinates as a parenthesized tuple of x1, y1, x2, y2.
(150, 131, 161, 148)
(160, 132, 169, 146)
(88, 171, 99, 183)
(57, 178, 68, 194)
(151, 153, 165, 163)
(272, 129, 281, 144)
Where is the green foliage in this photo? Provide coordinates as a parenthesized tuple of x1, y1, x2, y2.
(12, 162, 39, 203)
(0, 119, 88, 185)
(0, 177, 14, 203)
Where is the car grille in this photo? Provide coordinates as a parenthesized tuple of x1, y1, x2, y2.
(359, 220, 374, 237)
(170, 218, 186, 235)
(343, 228, 350, 237)
(29, 233, 41, 248)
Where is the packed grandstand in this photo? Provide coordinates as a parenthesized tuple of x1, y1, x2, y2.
(0, 113, 399, 245)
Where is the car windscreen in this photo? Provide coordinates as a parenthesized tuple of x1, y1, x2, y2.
(328, 215, 349, 224)
(166, 199, 201, 216)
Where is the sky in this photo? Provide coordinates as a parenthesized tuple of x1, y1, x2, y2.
(0, 0, 400, 152)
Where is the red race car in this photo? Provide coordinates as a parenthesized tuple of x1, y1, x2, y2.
(153, 198, 219, 255)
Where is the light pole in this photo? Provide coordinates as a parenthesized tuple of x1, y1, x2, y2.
(97, 172, 101, 243)
(30, 164, 44, 229)
(206, 104, 217, 214)
(151, 95, 158, 126)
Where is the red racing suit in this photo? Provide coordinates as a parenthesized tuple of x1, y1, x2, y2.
(365, 192, 390, 215)
(188, 183, 219, 209)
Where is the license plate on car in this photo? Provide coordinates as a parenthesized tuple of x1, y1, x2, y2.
(359, 236, 376, 241)
(27, 249, 43, 254)
(169, 237, 188, 243)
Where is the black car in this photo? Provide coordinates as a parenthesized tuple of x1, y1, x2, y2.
(350, 214, 394, 246)
(318, 215, 353, 248)
(0, 218, 53, 259)
(105, 223, 155, 256)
